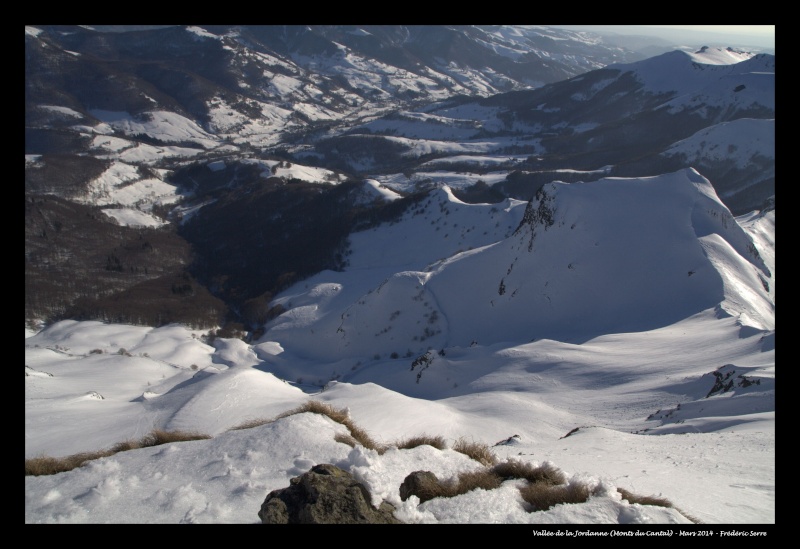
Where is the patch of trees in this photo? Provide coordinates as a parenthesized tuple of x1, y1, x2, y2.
(168, 160, 265, 199)
(130, 63, 223, 128)
(231, 98, 263, 119)
(180, 179, 356, 323)
(64, 272, 226, 330)
(25, 128, 93, 155)
(129, 132, 168, 146)
(494, 171, 552, 202)
(180, 179, 428, 330)
(25, 194, 226, 329)
(26, 40, 166, 118)
(314, 135, 410, 174)
(451, 180, 506, 204)
(25, 154, 111, 198)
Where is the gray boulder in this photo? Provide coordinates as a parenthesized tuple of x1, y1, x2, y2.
(399, 470, 442, 503)
(259, 463, 403, 524)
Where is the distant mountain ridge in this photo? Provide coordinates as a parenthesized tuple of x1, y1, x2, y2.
(25, 25, 648, 140)
(25, 26, 775, 335)
(313, 49, 774, 214)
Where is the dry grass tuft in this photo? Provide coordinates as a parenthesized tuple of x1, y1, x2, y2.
(452, 437, 497, 466)
(25, 451, 110, 476)
(402, 468, 505, 503)
(25, 429, 212, 476)
(111, 429, 210, 452)
(347, 424, 384, 453)
(617, 487, 702, 524)
(263, 400, 388, 454)
(334, 433, 359, 447)
(24, 402, 691, 523)
(679, 510, 703, 524)
(492, 459, 566, 485)
(519, 480, 593, 512)
(276, 400, 351, 424)
(617, 487, 673, 508)
(452, 469, 503, 493)
(396, 434, 447, 450)
(398, 457, 692, 517)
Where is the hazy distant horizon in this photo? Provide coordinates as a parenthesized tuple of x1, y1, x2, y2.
(548, 25, 775, 51)
(76, 24, 775, 52)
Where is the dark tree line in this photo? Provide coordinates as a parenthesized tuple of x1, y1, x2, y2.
(25, 194, 227, 330)
(180, 176, 429, 330)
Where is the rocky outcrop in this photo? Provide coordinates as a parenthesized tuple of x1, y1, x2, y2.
(706, 364, 762, 398)
(259, 463, 403, 524)
(399, 470, 442, 503)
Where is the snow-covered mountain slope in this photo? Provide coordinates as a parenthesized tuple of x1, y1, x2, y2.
(24, 309, 775, 523)
(609, 50, 774, 114)
(25, 25, 775, 338)
(260, 169, 772, 365)
(302, 49, 773, 215)
(26, 27, 774, 220)
(25, 24, 646, 146)
(663, 118, 774, 168)
(684, 45, 761, 65)
(22, 24, 656, 228)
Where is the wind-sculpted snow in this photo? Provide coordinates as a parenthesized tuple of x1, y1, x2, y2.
(159, 367, 306, 436)
(347, 187, 525, 270)
(26, 311, 775, 522)
(264, 169, 772, 360)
